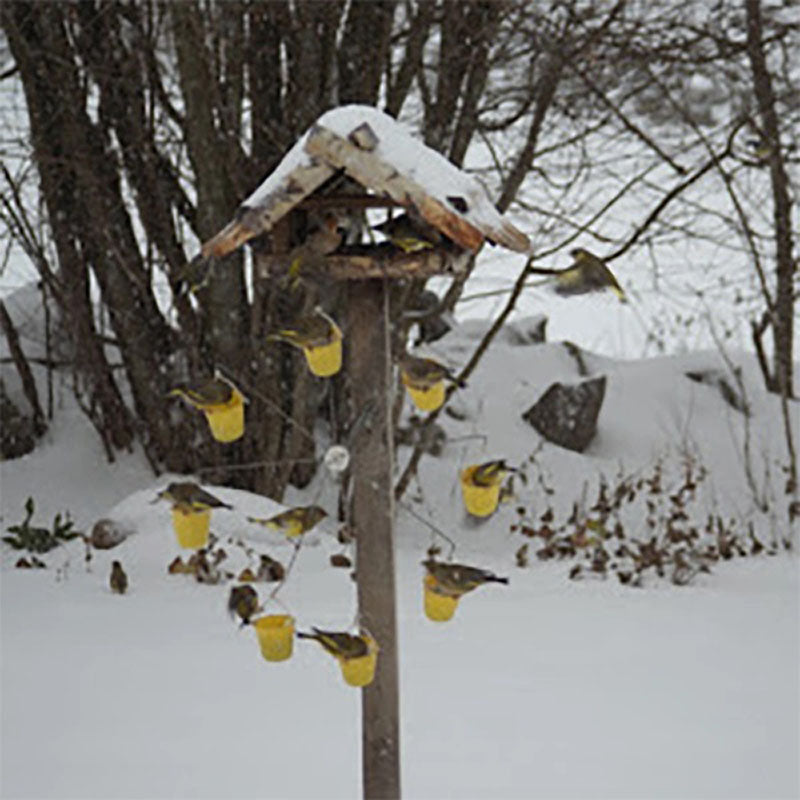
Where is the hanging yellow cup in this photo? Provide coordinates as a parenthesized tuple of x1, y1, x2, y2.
(303, 334, 342, 378)
(337, 636, 379, 687)
(403, 378, 445, 412)
(171, 507, 210, 549)
(423, 575, 459, 622)
(254, 614, 295, 662)
(460, 465, 501, 517)
(202, 389, 245, 443)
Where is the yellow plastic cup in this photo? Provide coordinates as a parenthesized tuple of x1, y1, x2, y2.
(202, 390, 245, 443)
(423, 575, 459, 622)
(303, 336, 342, 377)
(337, 637, 378, 687)
(405, 380, 445, 412)
(254, 614, 295, 662)
(460, 465, 501, 517)
(171, 507, 211, 549)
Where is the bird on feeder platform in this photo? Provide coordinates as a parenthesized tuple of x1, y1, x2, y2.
(296, 627, 370, 659)
(399, 353, 466, 391)
(285, 213, 347, 282)
(468, 459, 516, 488)
(422, 559, 509, 598)
(372, 213, 443, 253)
(267, 307, 341, 350)
(169, 375, 240, 410)
(247, 505, 328, 539)
(528, 248, 626, 301)
(109, 560, 129, 594)
(156, 481, 233, 513)
(228, 584, 260, 626)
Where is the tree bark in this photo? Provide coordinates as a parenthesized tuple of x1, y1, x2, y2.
(347, 279, 401, 800)
(744, 0, 795, 397)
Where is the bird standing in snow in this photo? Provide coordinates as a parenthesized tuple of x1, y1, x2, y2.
(109, 560, 128, 594)
(228, 584, 260, 626)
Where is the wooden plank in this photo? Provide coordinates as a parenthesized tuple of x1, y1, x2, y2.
(304, 125, 486, 252)
(347, 279, 401, 800)
(201, 159, 336, 259)
(258, 246, 470, 280)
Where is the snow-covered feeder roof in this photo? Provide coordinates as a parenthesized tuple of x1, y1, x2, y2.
(201, 105, 529, 262)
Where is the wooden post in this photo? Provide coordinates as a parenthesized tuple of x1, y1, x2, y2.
(347, 278, 401, 799)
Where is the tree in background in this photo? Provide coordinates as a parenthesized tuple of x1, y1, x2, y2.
(1, 0, 796, 495)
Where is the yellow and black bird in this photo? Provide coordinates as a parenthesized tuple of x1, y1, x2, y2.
(169, 375, 239, 410)
(228, 584, 260, 626)
(399, 353, 466, 390)
(156, 481, 233, 513)
(248, 505, 327, 539)
(285, 213, 346, 281)
(529, 248, 625, 301)
(109, 560, 129, 594)
(468, 459, 515, 488)
(296, 628, 370, 659)
(372, 213, 442, 253)
(267, 307, 341, 351)
(422, 559, 509, 598)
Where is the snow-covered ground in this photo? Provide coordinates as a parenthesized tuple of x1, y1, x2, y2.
(2, 317, 798, 799)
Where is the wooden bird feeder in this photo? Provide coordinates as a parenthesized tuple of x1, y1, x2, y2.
(254, 614, 295, 662)
(194, 105, 528, 799)
(171, 507, 211, 549)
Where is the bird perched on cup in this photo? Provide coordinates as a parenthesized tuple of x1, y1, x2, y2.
(467, 459, 516, 488)
(372, 212, 443, 253)
(155, 481, 233, 513)
(228, 584, 260, 626)
(109, 560, 128, 594)
(267, 307, 342, 351)
(296, 627, 371, 659)
(399, 353, 466, 391)
(528, 248, 625, 301)
(247, 505, 328, 539)
(423, 559, 509, 598)
(169, 374, 242, 410)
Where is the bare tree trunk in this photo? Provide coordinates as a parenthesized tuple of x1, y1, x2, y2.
(0, 299, 46, 436)
(348, 279, 401, 800)
(745, 0, 795, 397)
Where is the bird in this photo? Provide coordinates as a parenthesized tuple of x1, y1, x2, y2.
(284, 213, 346, 281)
(109, 560, 128, 594)
(174, 254, 215, 297)
(247, 505, 327, 538)
(169, 375, 239, 410)
(372, 213, 442, 253)
(296, 627, 370, 660)
(528, 248, 625, 301)
(422, 559, 509, 598)
(399, 353, 466, 391)
(267, 307, 342, 350)
(156, 481, 233, 513)
(467, 459, 515, 488)
(228, 584, 260, 626)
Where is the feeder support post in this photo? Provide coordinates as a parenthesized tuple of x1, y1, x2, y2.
(347, 278, 401, 800)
